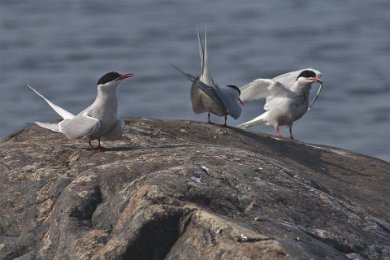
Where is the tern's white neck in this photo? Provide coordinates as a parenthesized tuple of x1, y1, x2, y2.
(290, 82, 312, 106)
(95, 87, 117, 113)
(94, 86, 118, 111)
(291, 81, 311, 95)
(82, 82, 120, 120)
(96, 85, 117, 98)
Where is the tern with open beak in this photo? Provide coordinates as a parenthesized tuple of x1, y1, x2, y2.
(174, 30, 242, 126)
(27, 71, 134, 150)
(236, 69, 323, 139)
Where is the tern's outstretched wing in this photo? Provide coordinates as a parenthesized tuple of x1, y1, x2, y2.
(27, 84, 75, 120)
(59, 115, 100, 139)
(240, 79, 288, 103)
(272, 68, 321, 89)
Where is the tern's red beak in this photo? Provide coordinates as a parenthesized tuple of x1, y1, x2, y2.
(118, 73, 134, 80)
(309, 77, 323, 84)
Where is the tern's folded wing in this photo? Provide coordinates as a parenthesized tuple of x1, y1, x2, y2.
(195, 79, 225, 107)
(102, 120, 125, 141)
(59, 115, 100, 139)
(240, 79, 287, 103)
(217, 87, 242, 119)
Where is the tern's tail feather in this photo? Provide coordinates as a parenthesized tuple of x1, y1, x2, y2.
(236, 114, 268, 129)
(34, 121, 61, 133)
(27, 84, 75, 120)
(197, 28, 213, 86)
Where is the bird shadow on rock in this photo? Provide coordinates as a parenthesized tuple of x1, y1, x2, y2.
(254, 134, 377, 183)
(230, 127, 328, 174)
(99, 143, 196, 152)
(102, 146, 136, 152)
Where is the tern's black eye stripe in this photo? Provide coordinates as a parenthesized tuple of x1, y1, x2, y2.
(97, 71, 121, 85)
(297, 70, 316, 80)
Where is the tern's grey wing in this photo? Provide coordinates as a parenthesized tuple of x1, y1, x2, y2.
(217, 87, 242, 119)
(102, 119, 125, 140)
(240, 79, 288, 102)
(172, 65, 196, 82)
(194, 78, 225, 107)
(273, 68, 321, 89)
(59, 115, 100, 139)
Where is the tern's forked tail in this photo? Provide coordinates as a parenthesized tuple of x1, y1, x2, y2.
(197, 28, 214, 86)
(236, 113, 268, 129)
(34, 121, 61, 133)
(27, 84, 75, 120)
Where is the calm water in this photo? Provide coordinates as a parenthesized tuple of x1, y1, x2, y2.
(1, 0, 389, 161)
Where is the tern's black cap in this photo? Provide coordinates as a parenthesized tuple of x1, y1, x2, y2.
(97, 72, 121, 85)
(297, 70, 316, 80)
(226, 85, 241, 95)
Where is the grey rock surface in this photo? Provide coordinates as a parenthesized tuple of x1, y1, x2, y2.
(0, 118, 389, 259)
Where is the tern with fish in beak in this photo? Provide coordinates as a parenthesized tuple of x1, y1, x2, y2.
(237, 69, 323, 139)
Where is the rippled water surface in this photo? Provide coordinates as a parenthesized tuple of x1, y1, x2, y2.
(1, 0, 389, 161)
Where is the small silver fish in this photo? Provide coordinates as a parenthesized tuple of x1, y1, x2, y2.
(308, 83, 324, 111)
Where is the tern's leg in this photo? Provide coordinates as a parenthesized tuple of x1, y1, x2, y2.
(96, 138, 106, 151)
(208, 113, 211, 124)
(88, 140, 95, 149)
(274, 126, 283, 139)
(88, 139, 106, 151)
(223, 115, 227, 127)
(288, 124, 294, 140)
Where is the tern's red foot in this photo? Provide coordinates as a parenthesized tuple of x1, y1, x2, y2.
(274, 126, 284, 139)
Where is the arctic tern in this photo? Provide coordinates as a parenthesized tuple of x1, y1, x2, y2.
(27, 71, 134, 150)
(174, 30, 242, 126)
(236, 69, 323, 139)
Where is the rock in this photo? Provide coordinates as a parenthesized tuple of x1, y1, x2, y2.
(0, 117, 389, 259)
